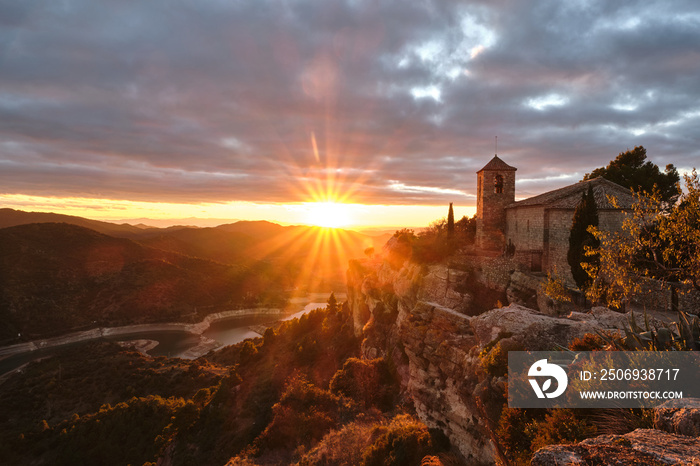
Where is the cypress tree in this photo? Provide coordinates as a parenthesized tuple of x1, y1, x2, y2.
(326, 292, 338, 313)
(447, 203, 455, 237)
(567, 184, 600, 291)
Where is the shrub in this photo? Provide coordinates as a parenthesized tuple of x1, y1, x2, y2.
(568, 333, 604, 351)
(529, 409, 597, 452)
(254, 376, 352, 452)
(496, 408, 540, 465)
(361, 414, 437, 466)
(479, 336, 521, 378)
(329, 358, 399, 411)
(497, 408, 596, 465)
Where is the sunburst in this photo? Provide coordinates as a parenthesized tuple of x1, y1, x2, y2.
(303, 201, 353, 228)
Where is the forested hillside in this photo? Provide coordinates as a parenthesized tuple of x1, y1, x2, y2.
(0, 301, 456, 465)
(0, 223, 286, 340)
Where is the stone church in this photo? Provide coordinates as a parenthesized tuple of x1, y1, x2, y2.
(475, 155, 636, 284)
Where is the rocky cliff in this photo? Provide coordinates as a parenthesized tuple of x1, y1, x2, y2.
(345, 241, 666, 464)
(532, 399, 700, 465)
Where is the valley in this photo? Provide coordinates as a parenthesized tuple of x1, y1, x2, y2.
(0, 208, 385, 341)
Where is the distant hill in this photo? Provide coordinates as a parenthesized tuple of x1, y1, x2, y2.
(0, 208, 391, 292)
(135, 220, 390, 290)
(0, 209, 392, 339)
(0, 208, 166, 238)
(0, 223, 287, 340)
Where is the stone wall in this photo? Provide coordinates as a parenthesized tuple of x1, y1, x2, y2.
(505, 205, 545, 252)
(459, 254, 522, 292)
(507, 206, 629, 285)
(546, 209, 627, 285)
(477, 169, 516, 250)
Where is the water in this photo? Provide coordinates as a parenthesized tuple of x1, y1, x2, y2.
(107, 330, 201, 358)
(201, 299, 339, 348)
(0, 293, 346, 376)
(282, 302, 328, 322)
(202, 314, 277, 348)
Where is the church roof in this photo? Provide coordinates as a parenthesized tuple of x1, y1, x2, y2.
(507, 177, 637, 210)
(477, 155, 517, 173)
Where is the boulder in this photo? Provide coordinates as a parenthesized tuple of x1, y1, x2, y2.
(655, 398, 700, 437)
(532, 428, 700, 465)
(470, 304, 603, 349)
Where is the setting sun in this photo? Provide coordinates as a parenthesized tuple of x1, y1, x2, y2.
(303, 202, 353, 228)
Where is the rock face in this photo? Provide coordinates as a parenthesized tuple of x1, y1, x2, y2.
(346, 254, 663, 465)
(530, 398, 700, 465)
(531, 429, 700, 466)
(417, 265, 472, 313)
(347, 250, 700, 465)
(655, 398, 700, 438)
(469, 304, 601, 349)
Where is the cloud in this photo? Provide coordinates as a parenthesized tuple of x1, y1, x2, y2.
(0, 0, 699, 206)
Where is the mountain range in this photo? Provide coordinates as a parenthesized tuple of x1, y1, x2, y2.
(0, 208, 390, 340)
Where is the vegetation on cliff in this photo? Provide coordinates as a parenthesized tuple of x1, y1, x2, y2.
(567, 184, 599, 292)
(0, 297, 455, 466)
(0, 223, 287, 340)
(585, 169, 700, 308)
(391, 213, 476, 265)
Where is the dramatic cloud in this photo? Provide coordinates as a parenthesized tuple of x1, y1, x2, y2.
(1, 0, 699, 206)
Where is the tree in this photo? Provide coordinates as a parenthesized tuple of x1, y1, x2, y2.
(326, 292, 338, 313)
(583, 146, 679, 203)
(567, 185, 599, 291)
(585, 170, 700, 308)
(455, 215, 477, 244)
(447, 203, 455, 237)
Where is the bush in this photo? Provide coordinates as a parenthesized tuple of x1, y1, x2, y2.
(530, 409, 597, 452)
(329, 358, 399, 411)
(479, 335, 521, 378)
(361, 414, 437, 466)
(497, 408, 597, 465)
(568, 333, 605, 351)
(496, 408, 540, 465)
(297, 417, 380, 466)
(254, 376, 354, 452)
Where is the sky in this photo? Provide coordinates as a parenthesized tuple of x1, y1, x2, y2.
(1, 0, 699, 228)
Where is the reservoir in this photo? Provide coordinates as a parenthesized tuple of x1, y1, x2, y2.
(0, 295, 342, 377)
(199, 299, 332, 352)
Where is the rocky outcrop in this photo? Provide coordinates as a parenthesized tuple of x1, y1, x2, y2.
(530, 398, 700, 465)
(506, 270, 545, 312)
(416, 266, 472, 313)
(470, 304, 600, 349)
(655, 398, 700, 437)
(346, 247, 700, 465)
(346, 253, 667, 465)
(531, 429, 700, 465)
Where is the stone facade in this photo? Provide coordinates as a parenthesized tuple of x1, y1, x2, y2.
(504, 177, 634, 284)
(475, 155, 516, 250)
(475, 156, 636, 284)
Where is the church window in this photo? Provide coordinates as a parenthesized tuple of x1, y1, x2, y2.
(494, 174, 504, 194)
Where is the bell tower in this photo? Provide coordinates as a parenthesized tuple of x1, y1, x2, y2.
(476, 155, 516, 250)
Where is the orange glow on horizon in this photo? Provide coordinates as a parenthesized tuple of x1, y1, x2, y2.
(0, 193, 475, 229)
